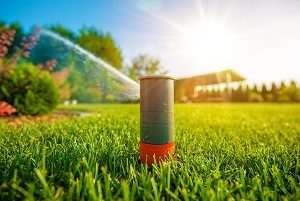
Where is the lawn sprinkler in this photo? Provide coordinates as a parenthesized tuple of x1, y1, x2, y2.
(139, 76, 175, 165)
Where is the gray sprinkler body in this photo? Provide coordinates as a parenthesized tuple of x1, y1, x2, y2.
(140, 76, 175, 145)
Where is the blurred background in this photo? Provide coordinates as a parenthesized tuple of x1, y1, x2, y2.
(1, 0, 300, 116)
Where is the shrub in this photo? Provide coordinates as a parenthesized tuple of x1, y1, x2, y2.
(0, 62, 59, 115)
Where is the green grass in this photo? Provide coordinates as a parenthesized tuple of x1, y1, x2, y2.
(0, 104, 299, 200)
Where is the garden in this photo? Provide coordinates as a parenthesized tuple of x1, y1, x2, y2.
(0, 11, 300, 201)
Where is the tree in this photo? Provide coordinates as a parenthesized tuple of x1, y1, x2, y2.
(289, 80, 300, 102)
(77, 27, 123, 69)
(280, 81, 286, 90)
(249, 84, 263, 102)
(277, 81, 290, 102)
(261, 83, 268, 101)
(244, 84, 251, 102)
(128, 54, 167, 81)
(232, 84, 244, 102)
(270, 82, 278, 102)
(279, 80, 300, 102)
(47, 24, 76, 42)
(252, 84, 258, 93)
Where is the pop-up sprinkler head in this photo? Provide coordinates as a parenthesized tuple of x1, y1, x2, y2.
(139, 75, 175, 165)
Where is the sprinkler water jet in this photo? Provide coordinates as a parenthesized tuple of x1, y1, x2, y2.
(139, 75, 175, 165)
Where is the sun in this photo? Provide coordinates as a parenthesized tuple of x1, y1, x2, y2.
(182, 22, 235, 68)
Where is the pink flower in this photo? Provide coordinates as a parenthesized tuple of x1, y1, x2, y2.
(0, 102, 17, 116)
(0, 26, 15, 58)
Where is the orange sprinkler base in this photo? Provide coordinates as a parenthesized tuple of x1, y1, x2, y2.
(140, 141, 175, 165)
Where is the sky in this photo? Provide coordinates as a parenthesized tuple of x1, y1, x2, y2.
(2, 0, 300, 83)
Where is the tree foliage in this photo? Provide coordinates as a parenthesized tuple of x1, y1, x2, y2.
(47, 24, 76, 42)
(128, 54, 167, 80)
(34, 25, 124, 70)
(176, 81, 300, 103)
(77, 27, 123, 69)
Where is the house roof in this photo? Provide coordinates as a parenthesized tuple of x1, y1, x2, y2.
(176, 69, 245, 85)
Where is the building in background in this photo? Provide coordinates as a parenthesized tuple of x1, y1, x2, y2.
(175, 69, 246, 102)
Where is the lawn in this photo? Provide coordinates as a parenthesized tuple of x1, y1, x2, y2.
(0, 104, 299, 200)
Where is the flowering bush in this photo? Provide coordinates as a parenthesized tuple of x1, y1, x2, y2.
(10, 27, 40, 64)
(0, 26, 59, 115)
(0, 26, 15, 58)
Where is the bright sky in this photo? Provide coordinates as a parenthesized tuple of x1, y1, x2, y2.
(2, 0, 300, 83)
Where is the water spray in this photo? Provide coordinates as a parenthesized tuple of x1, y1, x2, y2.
(38, 30, 140, 102)
(139, 76, 175, 165)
